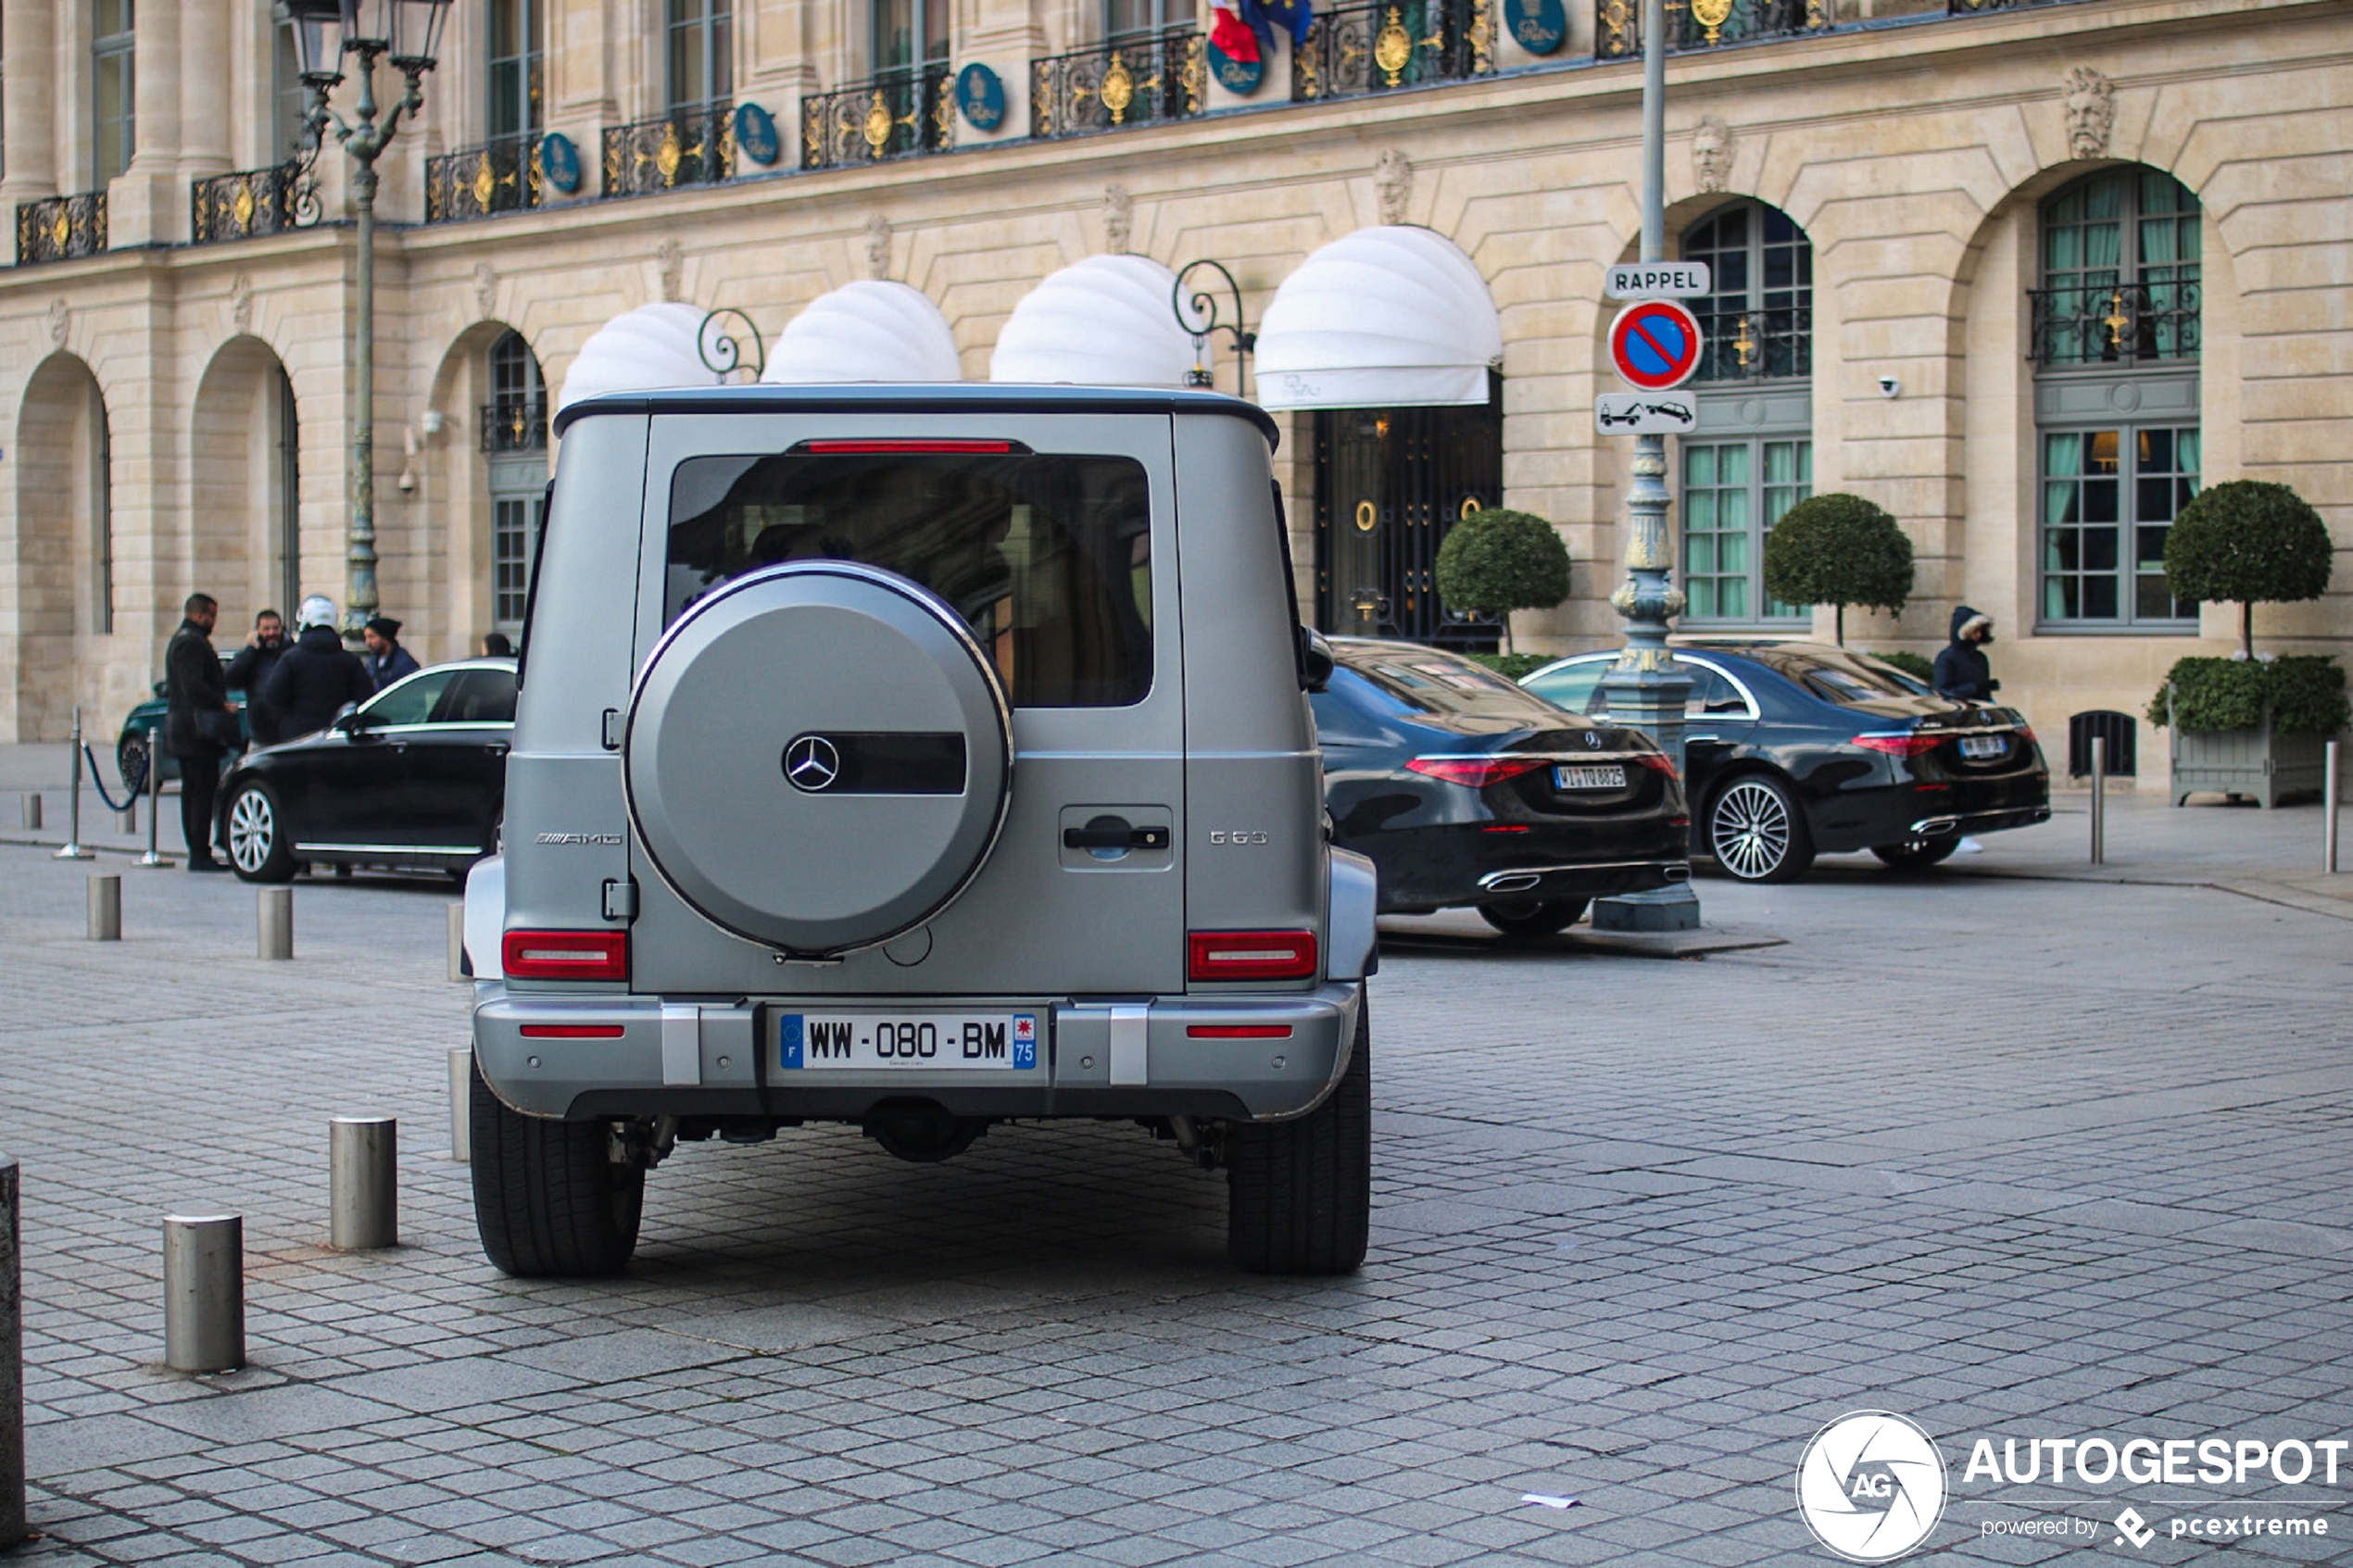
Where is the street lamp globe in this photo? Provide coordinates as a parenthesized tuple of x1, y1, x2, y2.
(338, 0, 453, 66)
(275, 0, 346, 86)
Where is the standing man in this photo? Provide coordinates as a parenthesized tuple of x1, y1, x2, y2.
(164, 594, 235, 872)
(1932, 606, 2000, 702)
(264, 596, 374, 739)
(224, 608, 290, 746)
(361, 617, 422, 691)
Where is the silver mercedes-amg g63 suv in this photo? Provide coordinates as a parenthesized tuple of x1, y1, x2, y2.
(466, 384, 1376, 1277)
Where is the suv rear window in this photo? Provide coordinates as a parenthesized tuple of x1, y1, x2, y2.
(666, 452, 1153, 708)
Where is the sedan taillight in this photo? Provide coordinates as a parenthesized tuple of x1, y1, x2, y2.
(502, 930, 629, 982)
(1632, 752, 1679, 779)
(1406, 755, 1549, 787)
(1854, 732, 1942, 758)
(1189, 930, 1318, 983)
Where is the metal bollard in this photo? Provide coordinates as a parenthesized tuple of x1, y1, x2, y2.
(258, 887, 294, 960)
(19, 794, 40, 833)
(329, 1119, 397, 1250)
(116, 801, 136, 835)
(135, 730, 170, 869)
(448, 1049, 472, 1164)
(447, 902, 471, 983)
(2326, 738, 2341, 875)
(3, 1157, 24, 1547)
(88, 874, 121, 942)
(2088, 734, 2106, 865)
(162, 1214, 244, 1374)
(56, 709, 94, 860)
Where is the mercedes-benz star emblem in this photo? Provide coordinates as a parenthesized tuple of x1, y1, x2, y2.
(784, 734, 841, 792)
(1583, 731, 1603, 749)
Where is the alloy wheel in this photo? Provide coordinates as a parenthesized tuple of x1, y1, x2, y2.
(227, 789, 276, 875)
(1711, 779, 1792, 882)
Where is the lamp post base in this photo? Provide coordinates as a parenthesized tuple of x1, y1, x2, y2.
(1591, 884, 1703, 933)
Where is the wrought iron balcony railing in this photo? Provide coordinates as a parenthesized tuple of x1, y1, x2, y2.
(1293, 0, 1493, 102)
(1031, 31, 1206, 138)
(803, 69, 955, 169)
(191, 161, 320, 245)
(2029, 280, 2200, 367)
(480, 398, 549, 453)
(1691, 304, 1811, 382)
(427, 136, 546, 223)
(1596, 0, 1828, 57)
(14, 192, 107, 266)
(602, 105, 735, 198)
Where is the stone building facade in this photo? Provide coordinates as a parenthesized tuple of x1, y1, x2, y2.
(1, 0, 2346, 790)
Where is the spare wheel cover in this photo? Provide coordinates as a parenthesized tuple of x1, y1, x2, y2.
(625, 561, 1013, 956)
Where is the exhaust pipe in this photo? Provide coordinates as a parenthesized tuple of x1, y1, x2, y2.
(1482, 872, 1543, 895)
(863, 1100, 988, 1163)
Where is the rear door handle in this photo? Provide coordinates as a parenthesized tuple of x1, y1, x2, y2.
(1063, 821, 1171, 852)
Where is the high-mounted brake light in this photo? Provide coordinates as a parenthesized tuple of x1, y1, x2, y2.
(1189, 930, 1318, 983)
(1854, 732, 1942, 758)
(1406, 755, 1549, 788)
(502, 930, 630, 982)
(798, 439, 1018, 454)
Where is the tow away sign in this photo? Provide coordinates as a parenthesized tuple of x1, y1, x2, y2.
(1605, 261, 1711, 299)
(1595, 391, 1697, 434)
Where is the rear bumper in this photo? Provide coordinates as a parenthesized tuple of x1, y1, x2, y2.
(473, 982, 1364, 1124)
(1907, 805, 2052, 837)
(1346, 822, 1689, 912)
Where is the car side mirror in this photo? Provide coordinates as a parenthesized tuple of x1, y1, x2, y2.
(333, 707, 372, 734)
(1301, 627, 1335, 694)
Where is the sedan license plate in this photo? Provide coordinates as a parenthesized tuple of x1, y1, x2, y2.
(777, 1011, 1038, 1072)
(1958, 734, 2007, 759)
(1554, 764, 1628, 790)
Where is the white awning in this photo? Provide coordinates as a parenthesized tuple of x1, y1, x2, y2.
(554, 302, 729, 412)
(1254, 227, 1504, 410)
(761, 281, 963, 384)
(988, 255, 1196, 388)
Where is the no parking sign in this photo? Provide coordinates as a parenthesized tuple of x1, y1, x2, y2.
(1607, 298, 1705, 393)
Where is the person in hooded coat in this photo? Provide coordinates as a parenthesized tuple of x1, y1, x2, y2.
(1932, 605, 1998, 702)
(264, 597, 375, 739)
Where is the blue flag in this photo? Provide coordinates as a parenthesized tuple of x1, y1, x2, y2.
(1239, 0, 1314, 46)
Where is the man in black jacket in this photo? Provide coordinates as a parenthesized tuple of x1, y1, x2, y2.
(164, 594, 234, 872)
(223, 608, 289, 746)
(263, 596, 374, 741)
(1932, 605, 1999, 702)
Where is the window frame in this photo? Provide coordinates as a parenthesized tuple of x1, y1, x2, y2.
(665, 0, 735, 114)
(2035, 168, 2201, 368)
(872, 0, 950, 78)
(2033, 420, 2201, 635)
(487, 0, 546, 141)
(1677, 433, 1812, 630)
(1682, 198, 1814, 385)
(93, 0, 135, 186)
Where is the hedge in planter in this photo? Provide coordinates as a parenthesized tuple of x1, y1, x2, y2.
(1759, 493, 1914, 645)
(2146, 654, 2348, 808)
(1435, 508, 1569, 654)
(2162, 480, 2334, 658)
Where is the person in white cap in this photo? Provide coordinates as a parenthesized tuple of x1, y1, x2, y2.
(261, 596, 373, 739)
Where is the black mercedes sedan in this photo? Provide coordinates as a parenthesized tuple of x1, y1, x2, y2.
(1314, 638, 1691, 935)
(216, 659, 515, 883)
(1521, 642, 2050, 884)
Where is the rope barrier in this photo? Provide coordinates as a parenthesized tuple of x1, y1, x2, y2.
(84, 737, 147, 814)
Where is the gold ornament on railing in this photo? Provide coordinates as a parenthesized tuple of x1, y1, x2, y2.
(233, 182, 258, 232)
(863, 91, 895, 154)
(1690, 0, 1733, 45)
(1103, 53, 1137, 123)
(2103, 289, 2132, 350)
(1732, 313, 1755, 369)
(472, 150, 497, 211)
(1374, 6, 1415, 84)
(656, 122, 684, 182)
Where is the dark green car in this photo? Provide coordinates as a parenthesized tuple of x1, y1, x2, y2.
(115, 659, 248, 787)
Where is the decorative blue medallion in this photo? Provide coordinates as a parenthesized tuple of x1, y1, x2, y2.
(957, 64, 1007, 132)
(539, 132, 583, 194)
(1504, 0, 1567, 53)
(734, 103, 782, 166)
(1208, 42, 1265, 94)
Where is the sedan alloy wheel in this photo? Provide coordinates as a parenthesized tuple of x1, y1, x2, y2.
(225, 784, 297, 882)
(1709, 775, 1814, 884)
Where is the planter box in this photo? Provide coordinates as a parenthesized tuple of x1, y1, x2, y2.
(2167, 691, 2336, 808)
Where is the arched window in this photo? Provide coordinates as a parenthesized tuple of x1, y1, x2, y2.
(1677, 199, 1813, 625)
(2032, 169, 2201, 630)
(484, 332, 547, 634)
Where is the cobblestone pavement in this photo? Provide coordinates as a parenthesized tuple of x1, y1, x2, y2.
(2, 840, 2349, 1567)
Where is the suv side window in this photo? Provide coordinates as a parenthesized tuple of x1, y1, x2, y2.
(665, 449, 1153, 708)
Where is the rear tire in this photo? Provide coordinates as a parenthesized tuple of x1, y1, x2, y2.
(1227, 1004, 1370, 1275)
(1871, 837, 1960, 870)
(1707, 773, 1816, 884)
(224, 782, 298, 883)
(1476, 897, 1589, 938)
(470, 1062, 644, 1277)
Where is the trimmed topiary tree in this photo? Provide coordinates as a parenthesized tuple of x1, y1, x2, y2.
(1435, 508, 1570, 654)
(1759, 493, 1915, 646)
(2161, 480, 2334, 659)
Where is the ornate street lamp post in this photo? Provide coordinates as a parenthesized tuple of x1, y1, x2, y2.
(1170, 260, 1257, 398)
(283, 0, 454, 644)
(1592, 0, 1702, 932)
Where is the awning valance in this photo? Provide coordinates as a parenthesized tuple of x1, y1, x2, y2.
(554, 302, 729, 411)
(988, 255, 1196, 388)
(761, 281, 962, 384)
(1254, 227, 1503, 410)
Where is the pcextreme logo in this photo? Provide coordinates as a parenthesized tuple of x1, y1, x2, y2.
(1794, 1411, 1949, 1563)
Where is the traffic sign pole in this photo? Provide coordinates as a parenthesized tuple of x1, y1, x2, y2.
(1592, 0, 1701, 934)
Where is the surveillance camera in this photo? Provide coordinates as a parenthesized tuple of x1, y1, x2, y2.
(1878, 376, 1901, 399)
(419, 408, 446, 436)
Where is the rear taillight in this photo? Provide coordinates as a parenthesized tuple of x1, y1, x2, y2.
(519, 1023, 626, 1039)
(502, 930, 629, 982)
(1633, 752, 1679, 778)
(1189, 930, 1318, 983)
(1854, 732, 1942, 758)
(1406, 755, 1548, 787)
(1187, 1024, 1294, 1039)
(2019, 724, 2038, 744)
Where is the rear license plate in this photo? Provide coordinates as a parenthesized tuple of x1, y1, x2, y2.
(1554, 764, 1628, 790)
(1958, 735, 2007, 759)
(777, 1011, 1039, 1072)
